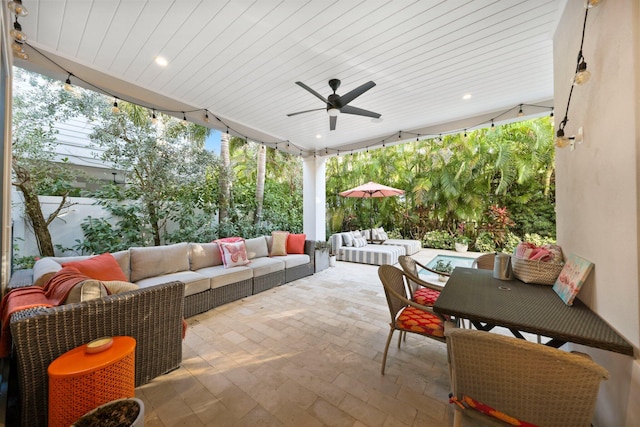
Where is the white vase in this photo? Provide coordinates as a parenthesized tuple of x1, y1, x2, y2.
(454, 243, 468, 253)
(329, 255, 337, 267)
(438, 274, 448, 282)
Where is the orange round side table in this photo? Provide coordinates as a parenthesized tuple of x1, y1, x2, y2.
(48, 336, 136, 427)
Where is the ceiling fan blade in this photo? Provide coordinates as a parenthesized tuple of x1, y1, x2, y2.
(295, 81, 328, 103)
(330, 115, 337, 131)
(287, 108, 325, 117)
(339, 81, 376, 106)
(341, 105, 381, 118)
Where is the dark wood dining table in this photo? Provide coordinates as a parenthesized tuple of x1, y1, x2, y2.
(432, 267, 633, 356)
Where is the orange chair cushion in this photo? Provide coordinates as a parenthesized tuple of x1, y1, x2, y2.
(413, 287, 440, 306)
(396, 306, 444, 337)
(62, 253, 127, 281)
(450, 395, 538, 427)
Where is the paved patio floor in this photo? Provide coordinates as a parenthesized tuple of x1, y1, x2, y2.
(136, 249, 483, 426)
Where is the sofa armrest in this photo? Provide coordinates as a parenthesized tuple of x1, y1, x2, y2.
(9, 280, 185, 427)
(304, 240, 315, 266)
(7, 269, 34, 291)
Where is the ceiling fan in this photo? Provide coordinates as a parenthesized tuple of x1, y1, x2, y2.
(287, 79, 381, 131)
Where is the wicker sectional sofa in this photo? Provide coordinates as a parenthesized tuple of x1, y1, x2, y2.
(6, 235, 314, 427)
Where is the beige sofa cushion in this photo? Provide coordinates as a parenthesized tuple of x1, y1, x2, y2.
(245, 237, 269, 259)
(248, 257, 285, 277)
(64, 279, 107, 303)
(189, 242, 222, 270)
(195, 265, 253, 289)
(135, 271, 209, 297)
(130, 243, 189, 282)
(279, 254, 311, 269)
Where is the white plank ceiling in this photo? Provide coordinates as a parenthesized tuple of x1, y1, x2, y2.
(13, 0, 561, 156)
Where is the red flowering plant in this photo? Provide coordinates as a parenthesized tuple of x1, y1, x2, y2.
(483, 205, 515, 249)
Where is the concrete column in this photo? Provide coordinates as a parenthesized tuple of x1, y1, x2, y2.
(302, 156, 326, 241)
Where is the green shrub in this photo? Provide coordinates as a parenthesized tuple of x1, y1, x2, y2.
(522, 233, 557, 246)
(473, 232, 496, 253)
(422, 230, 453, 249)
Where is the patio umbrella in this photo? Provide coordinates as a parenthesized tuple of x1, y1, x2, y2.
(339, 181, 404, 235)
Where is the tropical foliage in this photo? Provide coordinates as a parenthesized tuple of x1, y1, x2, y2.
(326, 118, 556, 250)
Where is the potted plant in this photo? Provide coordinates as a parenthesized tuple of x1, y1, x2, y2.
(72, 397, 144, 427)
(454, 222, 471, 252)
(314, 240, 330, 272)
(433, 259, 454, 282)
(454, 236, 470, 253)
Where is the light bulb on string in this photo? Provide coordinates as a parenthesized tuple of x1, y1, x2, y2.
(10, 18, 27, 42)
(182, 112, 187, 124)
(518, 104, 524, 117)
(573, 52, 591, 85)
(112, 98, 120, 114)
(64, 74, 74, 92)
(7, 0, 28, 17)
(204, 110, 210, 123)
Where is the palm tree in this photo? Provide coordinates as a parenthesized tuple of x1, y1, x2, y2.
(255, 144, 266, 223)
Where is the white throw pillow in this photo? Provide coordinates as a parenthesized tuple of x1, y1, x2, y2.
(342, 233, 354, 247)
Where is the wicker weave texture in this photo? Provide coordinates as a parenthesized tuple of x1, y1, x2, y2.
(253, 270, 285, 294)
(211, 279, 252, 308)
(285, 263, 313, 283)
(511, 255, 564, 285)
(184, 289, 211, 318)
(10, 281, 184, 427)
(447, 328, 608, 427)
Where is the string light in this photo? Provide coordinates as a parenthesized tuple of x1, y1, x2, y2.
(398, 131, 402, 140)
(7, 0, 28, 17)
(112, 98, 120, 114)
(182, 112, 187, 123)
(517, 104, 524, 117)
(204, 110, 210, 123)
(151, 109, 157, 124)
(64, 73, 73, 92)
(10, 17, 27, 42)
(556, 1, 598, 148)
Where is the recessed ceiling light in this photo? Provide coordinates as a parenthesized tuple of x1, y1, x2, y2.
(316, 134, 322, 139)
(463, 93, 472, 100)
(154, 56, 168, 67)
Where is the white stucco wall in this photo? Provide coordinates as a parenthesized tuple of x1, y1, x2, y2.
(554, 1, 639, 425)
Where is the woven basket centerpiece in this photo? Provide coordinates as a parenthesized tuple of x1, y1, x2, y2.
(511, 255, 564, 285)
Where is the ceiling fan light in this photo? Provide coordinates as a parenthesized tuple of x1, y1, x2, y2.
(327, 107, 340, 117)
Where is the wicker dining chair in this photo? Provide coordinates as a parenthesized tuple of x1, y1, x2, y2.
(398, 255, 445, 307)
(378, 265, 449, 375)
(471, 252, 495, 270)
(446, 328, 609, 427)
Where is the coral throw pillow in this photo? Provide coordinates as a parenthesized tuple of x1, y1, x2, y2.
(62, 253, 128, 281)
(218, 240, 250, 269)
(270, 231, 289, 256)
(286, 233, 306, 254)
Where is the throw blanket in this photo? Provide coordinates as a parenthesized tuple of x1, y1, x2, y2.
(0, 267, 91, 358)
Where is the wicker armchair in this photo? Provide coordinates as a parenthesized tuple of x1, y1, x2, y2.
(471, 252, 495, 270)
(378, 265, 448, 375)
(398, 255, 445, 307)
(446, 328, 609, 427)
(9, 280, 185, 427)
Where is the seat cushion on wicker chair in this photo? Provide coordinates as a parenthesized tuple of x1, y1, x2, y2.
(248, 257, 284, 277)
(413, 287, 441, 306)
(396, 307, 444, 337)
(451, 395, 538, 427)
